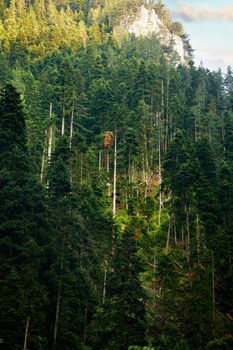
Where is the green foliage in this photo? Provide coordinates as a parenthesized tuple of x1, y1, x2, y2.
(0, 2, 233, 349)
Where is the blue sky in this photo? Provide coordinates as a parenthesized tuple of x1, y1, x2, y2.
(164, 0, 233, 72)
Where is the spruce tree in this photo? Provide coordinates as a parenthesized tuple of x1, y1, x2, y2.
(97, 222, 147, 350)
(0, 84, 48, 349)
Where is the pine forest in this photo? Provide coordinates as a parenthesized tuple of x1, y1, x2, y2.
(0, 0, 232, 349)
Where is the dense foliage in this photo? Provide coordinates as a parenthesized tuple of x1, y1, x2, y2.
(0, 0, 233, 349)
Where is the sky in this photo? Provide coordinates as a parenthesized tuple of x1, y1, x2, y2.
(163, 0, 233, 72)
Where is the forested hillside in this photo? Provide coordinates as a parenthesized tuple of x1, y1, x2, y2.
(0, 0, 233, 349)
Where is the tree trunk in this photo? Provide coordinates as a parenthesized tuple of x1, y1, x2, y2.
(181, 224, 184, 247)
(48, 103, 53, 160)
(196, 214, 200, 264)
(165, 76, 169, 151)
(53, 235, 65, 350)
(166, 220, 171, 254)
(61, 105, 65, 136)
(23, 316, 30, 350)
(99, 150, 102, 171)
(40, 129, 47, 182)
(128, 154, 131, 182)
(80, 152, 83, 185)
(185, 204, 190, 259)
(112, 130, 117, 218)
(161, 80, 165, 152)
(174, 224, 177, 244)
(53, 281, 62, 350)
(107, 149, 110, 173)
(158, 112, 162, 226)
(102, 263, 107, 304)
(69, 101, 74, 148)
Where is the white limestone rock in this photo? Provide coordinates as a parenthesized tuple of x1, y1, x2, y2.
(120, 5, 187, 64)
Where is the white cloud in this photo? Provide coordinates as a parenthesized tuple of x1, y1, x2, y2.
(173, 3, 233, 22)
(194, 47, 233, 71)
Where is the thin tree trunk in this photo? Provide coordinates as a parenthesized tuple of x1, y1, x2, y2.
(196, 214, 200, 264)
(185, 205, 190, 259)
(128, 154, 131, 182)
(136, 188, 140, 217)
(48, 103, 53, 160)
(131, 160, 135, 182)
(166, 220, 171, 254)
(161, 80, 165, 152)
(125, 193, 128, 210)
(53, 235, 65, 350)
(53, 281, 62, 350)
(181, 224, 184, 247)
(80, 152, 83, 185)
(61, 106, 65, 136)
(48, 125, 53, 160)
(40, 129, 47, 182)
(23, 316, 30, 350)
(158, 111, 162, 226)
(107, 149, 110, 174)
(174, 224, 177, 244)
(112, 130, 117, 218)
(165, 76, 169, 151)
(170, 111, 173, 140)
(99, 150, 102, 171)
(142, 154, 145, 182)
(102, 263, 107, 304)
(69, 101, 74, 148)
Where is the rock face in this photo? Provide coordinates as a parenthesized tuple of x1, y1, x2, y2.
(120, 5, 186, 63)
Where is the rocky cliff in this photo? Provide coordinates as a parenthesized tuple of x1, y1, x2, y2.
(119, 5, 187, 64)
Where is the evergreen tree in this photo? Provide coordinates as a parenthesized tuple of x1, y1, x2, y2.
(93, 222, 147, 350)
(0, 84, 48, 349)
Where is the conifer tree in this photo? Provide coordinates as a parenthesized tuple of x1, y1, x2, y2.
(0, 84, 48, 349)
(96, 222, 147, 350)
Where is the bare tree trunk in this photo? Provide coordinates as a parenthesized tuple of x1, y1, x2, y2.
(53, 281, 62, 350)
(53, 236, 65, 350)
(131, 160, 135, 183)
(181, 224, 184, 247)
(185, 205, 190, 259)
(142, 154, 145, 183)
(196, 214, 200, 264)
(107, 149, 110, 174)
(113, 130, 117, 218)
(80, 152, 83, 185)
(128, 154, 131, 182)
(40, 129, 47, 182)
(165, 76, 169, 151)
(61, 108, 65, 136)
(102, 262, 107, 304)
(48, 103, 53, 160)
(174, 224, 177, 244)
(170, 111, 173, 140)
(158, 112, 162, 226)
(69, 101, 74, 148)
(99, 150, 102, 171)
(47, 103, 54, 189)
(166, 220, 171, 254)
(136, 188, 139, 217)
(161, 80, 165, 152)
(23, 316, 30, 350)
